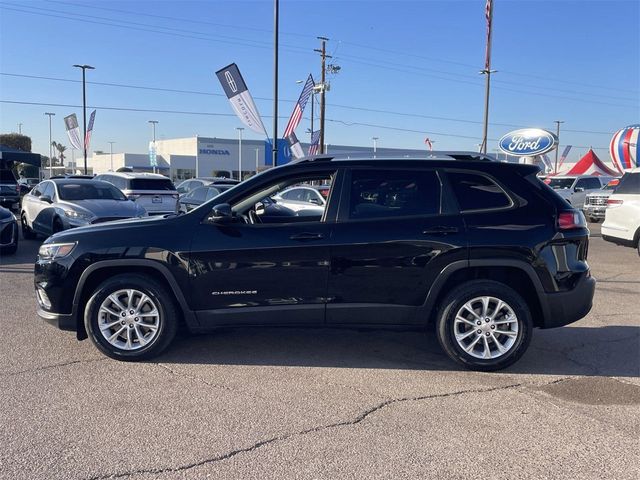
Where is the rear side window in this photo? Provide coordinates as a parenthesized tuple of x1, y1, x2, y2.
(349, 169, 440, 219)
(614, 172, 640, 194)
(448, 172, 511, 211)
(130, 179, 175, 191)
(187, 187, 207, 202)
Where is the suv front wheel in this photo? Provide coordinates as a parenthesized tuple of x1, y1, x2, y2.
(84, 274, 178, 360)
(436, 280, 533, 371)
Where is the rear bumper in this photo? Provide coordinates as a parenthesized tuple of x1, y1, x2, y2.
(539, 275, 596, 328)
(37, 308, 76, 331)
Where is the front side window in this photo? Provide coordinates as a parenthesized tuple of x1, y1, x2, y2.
(223, 172, 336, 225)
(40, 182, 55, 200)
(576, 178, 601, 190)
(349, 169, 440, 220)
(186, 186, 208, 202)
(448, 172, 511, 212)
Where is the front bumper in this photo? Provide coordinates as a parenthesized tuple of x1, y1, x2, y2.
(583, 206, 606, 219)
(539, 274, 596, 328)
(37, 307, 76, 331)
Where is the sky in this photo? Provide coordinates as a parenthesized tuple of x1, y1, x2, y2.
(0, 0, 638, 165)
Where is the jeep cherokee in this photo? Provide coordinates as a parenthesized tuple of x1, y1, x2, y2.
(35, 153, 595, 371)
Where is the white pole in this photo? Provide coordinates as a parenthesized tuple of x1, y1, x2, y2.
(255, 148, 259, 174)
(44, 113, 55, 178)
(108, 141, 115, 171)
(236, 127, 244, 180)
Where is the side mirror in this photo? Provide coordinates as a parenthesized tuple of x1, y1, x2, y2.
(574, 187, 584, 193)
(309, 197, 321, 205)
(208, 203, 232, 223)
(40, 195, 52, 204)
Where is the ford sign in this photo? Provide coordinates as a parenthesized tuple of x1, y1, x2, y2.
(498, 128, 558, 157)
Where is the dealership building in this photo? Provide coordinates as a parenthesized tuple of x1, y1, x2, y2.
(85, 136, 435, 181)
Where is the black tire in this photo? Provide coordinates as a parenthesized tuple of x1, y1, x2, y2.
(436, 280, 533, 372)
(84, 274, 179, 361)
(21, 212, 36, 240)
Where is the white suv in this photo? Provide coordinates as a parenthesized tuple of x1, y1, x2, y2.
(94, 172, 178, 215)
(602, 169, 640, 255)
(545, 175, 614, 209)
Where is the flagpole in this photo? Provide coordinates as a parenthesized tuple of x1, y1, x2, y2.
(480, 1, 494, 155)
(272, 0, 279, 167)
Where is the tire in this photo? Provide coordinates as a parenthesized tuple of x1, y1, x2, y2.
(436, 280, 533, 372)
(21, 212, 36, 240)
(84, 274, 179, 361)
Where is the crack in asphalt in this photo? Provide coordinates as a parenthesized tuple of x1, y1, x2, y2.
(84, 381, 525, 480)
(152, 363, 239, 393)
(1, 358, 107, 377)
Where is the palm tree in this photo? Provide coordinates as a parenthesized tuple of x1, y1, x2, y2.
(51, 141, 67, 166)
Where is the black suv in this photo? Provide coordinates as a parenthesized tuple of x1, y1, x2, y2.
(35, 154, 595, 371)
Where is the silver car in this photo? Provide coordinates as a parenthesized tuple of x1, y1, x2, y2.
(20, 179, 147, 238)
(94, 172, 178, 215)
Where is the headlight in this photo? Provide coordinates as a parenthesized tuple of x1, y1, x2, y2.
(38, 242, 76, 260)
(64, 209, 93, 221)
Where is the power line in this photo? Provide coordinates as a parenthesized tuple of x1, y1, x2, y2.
(0, 72, 617, 135)
(4, 3, 636, 108)
(50, 0, 640, 96)
(0, 99, 612, 150)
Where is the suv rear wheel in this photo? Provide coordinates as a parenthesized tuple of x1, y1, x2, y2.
(84, 274, 178, 360)
(436, 280, 533, 371)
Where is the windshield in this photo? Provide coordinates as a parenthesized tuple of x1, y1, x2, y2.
(546, 178, 575, 189)
(58, 182, 127, 201)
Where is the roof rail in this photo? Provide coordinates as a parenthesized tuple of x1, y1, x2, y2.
(290, 151, 497, 164)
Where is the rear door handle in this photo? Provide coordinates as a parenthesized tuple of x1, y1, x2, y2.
(290, 232, 324, 241)
(422, 226, 459, 235)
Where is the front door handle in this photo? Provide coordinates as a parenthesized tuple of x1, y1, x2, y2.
(290, 232, 324, 241)
(422, 226, 459, 235)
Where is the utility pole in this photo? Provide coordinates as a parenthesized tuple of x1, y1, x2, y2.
(315, 37, 331, 154)
(44, 113, 55, 178)
(272, 0, 279, 167)
(73, 64, 95, 174)
(480, 0, 494, 155)
(372, 137, 379, 157)
(255, 148, 260, 174)
(554, 120, 564, 173)
(18, 123, 22, 134)
(236, 127, 244, 180)
(108, 141, 115, 171)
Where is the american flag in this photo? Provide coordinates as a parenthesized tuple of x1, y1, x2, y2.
(84, 109, 96, 151)
(424, 137, 433, 151)
(308, 130, 321, 155)
(283, 74, 314, 138)
(484, 0, 493, 70)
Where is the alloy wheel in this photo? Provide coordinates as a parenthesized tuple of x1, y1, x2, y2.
(453, 296, 519, 359)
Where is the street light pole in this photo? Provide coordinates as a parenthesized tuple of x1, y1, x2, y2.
(272, 0, 279, 168)
(554, 120, 564, 174)
(255, 148, 259, 174)
(44, 113, 55, 178)
(236, 127, 244, 180)
(148, 120, 158, 174)
(73, 64, 95, 174)
(108, 141, 115, 171)
(372, 137, 379, 158)
(18, 123, 22, 134)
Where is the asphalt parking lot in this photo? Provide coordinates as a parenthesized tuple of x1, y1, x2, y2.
(1, 223, 638, 480)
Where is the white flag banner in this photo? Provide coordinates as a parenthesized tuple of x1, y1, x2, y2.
(286, 132, 305, 159)
(216, 63, 267, 136)
(64, 114, 83, 150)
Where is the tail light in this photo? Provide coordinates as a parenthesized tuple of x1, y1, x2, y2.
(607, 199, 623, 207)
(558, 211, 586, 230)
(15, 184, 20, 193)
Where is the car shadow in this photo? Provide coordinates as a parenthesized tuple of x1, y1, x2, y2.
(157, 324, 639, 377)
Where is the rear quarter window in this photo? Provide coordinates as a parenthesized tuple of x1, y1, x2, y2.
(0, 169, 17, 183)
(130, 179, 176, 191)
(614, 172, 640, 194)
(447, 171, 512, 211)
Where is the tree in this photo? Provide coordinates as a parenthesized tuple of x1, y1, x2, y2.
(0, 133, 32, 152)
(52, 141, 67, 166)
